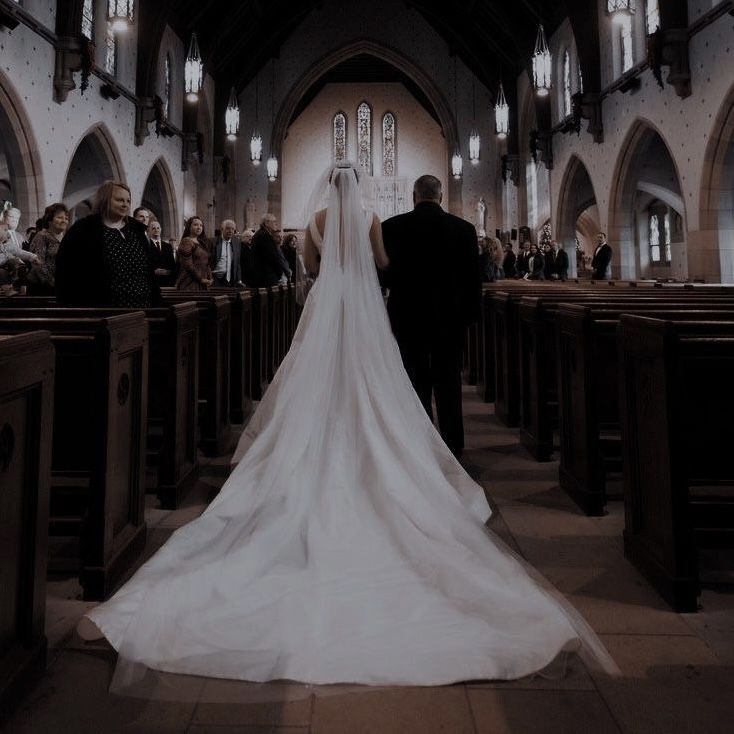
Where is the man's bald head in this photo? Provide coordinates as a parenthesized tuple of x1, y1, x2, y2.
(413, 175, 442, 205)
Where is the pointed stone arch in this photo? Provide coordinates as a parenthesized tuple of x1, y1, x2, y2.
(141, 157, 179, 239)
(0, 68, 44, 231)
(270, 40, 461, 218)
(555, 154, 599, 278)
(61, 123, 126, 222)
(608, 119, 687, 280)
(699, 80, 734, 283)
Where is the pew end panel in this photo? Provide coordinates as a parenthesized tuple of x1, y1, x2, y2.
(0, 333, 54, 713)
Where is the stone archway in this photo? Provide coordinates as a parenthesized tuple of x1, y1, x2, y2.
(61, 124, 125, 222)
(608, 119, 687, 280)
(269, 40, 462, 219)
(142, 157, 179, 239)
(699, 81, 734, 283)
(0, 69, 44, 233)
(555, 155, 599, 278)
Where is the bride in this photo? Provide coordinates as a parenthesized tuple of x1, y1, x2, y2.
(80, 163, 614, 689)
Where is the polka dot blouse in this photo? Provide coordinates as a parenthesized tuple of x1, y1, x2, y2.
(102, 223, 153, 308)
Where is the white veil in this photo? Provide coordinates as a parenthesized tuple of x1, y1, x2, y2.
(83, 163, 616, 704)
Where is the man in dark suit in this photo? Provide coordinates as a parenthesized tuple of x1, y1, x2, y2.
(210, 219, 242, 287)
(546, 240, 569, 281)
(240, 229, 256, 286)
(516, 240, 530, 278)
(251, 214, 290, 287)
(591, 232, 613, 280)
(382, 175, 481, 458)
(502, 242, 517, 279)
(148, 219, 176, 287)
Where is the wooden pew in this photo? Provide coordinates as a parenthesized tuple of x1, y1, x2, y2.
(249, 288, 269, 400)
(0, 314, 148, 600)
(619, 316, 734, 611)
(160, 294, 231, 456)
(556, 302, 734, 515)
(0, 333, 54, 712)
(266, 286, 281, 381)
(0, 301, 200, 510)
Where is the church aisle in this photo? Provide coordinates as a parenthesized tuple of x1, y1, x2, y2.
(3, 389, 734, 734)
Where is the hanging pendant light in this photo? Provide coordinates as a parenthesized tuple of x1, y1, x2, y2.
(607, 0, 635, 23)
(452, 150, 463, 179)
(532, 24, 552, 97)
(107, 0, 134, 33)
(266, 154, 278, 182)
(225, 87, 240, 140)
(184, 33, 203, 103)
(495, 82, 509, 139)
(250, 72, 262, 165)
(469, 132, 480, 164)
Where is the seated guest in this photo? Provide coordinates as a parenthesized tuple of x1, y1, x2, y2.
(26, 202, 68, 294)
(502, 242, 517, 279)
(524, 243, 545, 280)
(281, 233, 299, 282)
(176, 236, 213, 290)
(148, 219, 176, 287)
(251, 214, 291, 287)
(56, 180, 161, 307)
(546, 240, 569, 281)
(0, 220, 39, 283)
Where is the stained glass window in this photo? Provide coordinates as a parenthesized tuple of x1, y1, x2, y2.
(620, 15, 634, 73)
(333, 112, 346, 162)
(382, 112, 396, 176)
(562, 51, 572, 118)
(357, 102, 372, 174)
(81, 0, 94, 40)
(646, 0, 660, 34)
(649, 213, 660, 262)
(163, 55, 171, 119)
(664, 211, 672, 262)
(578, 60, 584, 93)
(105, 22, 117, 76)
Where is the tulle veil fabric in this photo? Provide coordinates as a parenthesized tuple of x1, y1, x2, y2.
(82, 164, 616, 701)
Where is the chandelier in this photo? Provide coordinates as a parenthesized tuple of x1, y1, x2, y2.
(607, 0, 635, 22)
(225, 87, 240, 140)
(184, 33, 203, 103)
(495, 82, 509, 139)
(266, 154, 278, 182)
(250, 133, 262, 164)
(451, 150, 463, 179)
(532, 24, 552, 97)
(108, 0, 134, 33)
(469, 132, 480, 164)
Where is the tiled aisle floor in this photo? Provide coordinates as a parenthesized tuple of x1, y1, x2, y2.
(4, 387, 734, 733)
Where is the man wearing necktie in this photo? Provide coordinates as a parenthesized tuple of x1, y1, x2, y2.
(211, 219, 242, 287)
(148, 219, 176, 287)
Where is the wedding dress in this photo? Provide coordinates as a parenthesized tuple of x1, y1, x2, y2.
(82, 165, 615, 693)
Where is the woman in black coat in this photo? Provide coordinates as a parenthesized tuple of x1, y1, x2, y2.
(56, 181, 161, 307)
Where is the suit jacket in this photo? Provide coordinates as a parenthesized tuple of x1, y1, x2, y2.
(149, 239, 176, 286)
(527, 252, 545, 279)
(210, 236, 242, 284)
(502, 250, 517, 279)
(591, 242, 612, 279)
(546, 248, 569, 280)
(241, 242, 256, 286)
(516, 250, 530, 277)
(381, 202, 481, 342)
(251, 228, 289, 287)
(56, 213, 161, 306)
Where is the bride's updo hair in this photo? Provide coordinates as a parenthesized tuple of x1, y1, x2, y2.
(329, 162, 359, 185)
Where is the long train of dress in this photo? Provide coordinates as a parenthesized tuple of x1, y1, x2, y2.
(84, 173, 614, 691)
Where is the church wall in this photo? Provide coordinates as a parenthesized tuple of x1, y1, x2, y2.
(0, 13, 186, 237)
(541, 2, 734, 281)
(233, 0, 498, 232)
(281, 82, 447, 230)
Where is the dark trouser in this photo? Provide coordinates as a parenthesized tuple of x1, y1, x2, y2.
(396, 329, 465, 456)
(213, 274, 234, 287)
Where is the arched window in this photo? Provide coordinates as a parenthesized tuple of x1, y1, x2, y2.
(357, 102, 372, 175)
(333, 112, 346, 162)
(620, 15, 634, 73)
(163, 54, 171, 119)
(649, 213, 661, 262)
(81, 0, 94, 40)
(382, 112, 396, 176)
(645, 0, 660, 34)
(527, 161, 539, 228)
(562, 50, 572, 118)
(648, 202, 672, 263)
(104, 22, 117, 76)
(578, 59, 584, 94)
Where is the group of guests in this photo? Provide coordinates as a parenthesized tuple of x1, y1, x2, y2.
(1, 180, 299, 307)
(478, 237, 570, 282)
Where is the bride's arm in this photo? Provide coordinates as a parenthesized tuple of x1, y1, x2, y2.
(303, 227, 320, 276)
(369, 213, 389, 269)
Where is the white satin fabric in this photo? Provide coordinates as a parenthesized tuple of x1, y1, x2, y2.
(84, 166, 614, 688)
